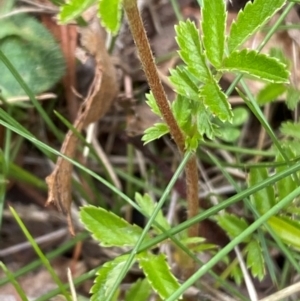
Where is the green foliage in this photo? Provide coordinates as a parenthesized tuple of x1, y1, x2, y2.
(125, 278, 152, 301)
(80, 202, 181, 300)
(98, 0, 122, 34)
(216, 107, 249, 143)
(143, 0, 289, 146)
(202, 0, 226, 68)
(91, 255, 129, 301)
(257, 83, 286, 105)
(142, 123, 169, 144)
(80, 206, 150, 247)
(245, 240, 265, 280)
(217, 214, 250, 242)
(175, 20, 210, 82)
(227, 0, 286, 52)
(135, 193, 170, 233)
(222, 49, 289, 83)
(0, 14, 65, 98)
(138, 252, 181, 300)
(59, 0, 97, 24)
(268, 216, 300, 250)
(59, 0, 122, 33)
(249, 168, 276, 214)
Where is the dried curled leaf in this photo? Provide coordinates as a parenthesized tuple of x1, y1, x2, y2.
(46, 17, 118, 235)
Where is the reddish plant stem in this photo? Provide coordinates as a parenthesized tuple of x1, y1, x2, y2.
(123, 0, 199, 237)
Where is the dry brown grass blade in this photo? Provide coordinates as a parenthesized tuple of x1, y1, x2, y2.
(46, 17, 118, 235)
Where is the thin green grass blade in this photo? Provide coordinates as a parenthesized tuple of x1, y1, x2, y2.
(105, 151, 192, 301)
(0, 262, 29, 301)
(9, 207, 72, 301)
(165, 186, 300, 301)
(0, 232, 88, 286)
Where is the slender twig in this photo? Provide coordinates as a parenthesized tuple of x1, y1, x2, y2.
(123, 0, 199, 238)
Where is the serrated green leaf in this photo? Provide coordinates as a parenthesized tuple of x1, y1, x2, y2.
(142, 123, 169, 144)
(246, 240, 265, 280)
(146, 92, 161, 117)
(217, 213, 250, 242)
(125, 278, 152, 301)
(249, 168, 275, 214)
(135, 193, 170, 233)
(268, 216, 300, 250)
(169, 66, 200, 101)
(257, 83, 286, 105)
(172, 95, 192, 131)
(228, 0, 286, 52)
(91, 255, 129, 301)
(202, 0, 226, 68)
(222, 49, 289, 83)
(280, 121, 300, 140)
(199, 78, 233, 122)
(80, 206, 148, 247)
(196, 102, 215, 140)
(276, 152, 297, 201)
(98, 0, 122, 34)
(59, 0, 97, 23)
(138, 253, 180, 299)
(286, 87, 300, 110)
(175, 20, 210, 82)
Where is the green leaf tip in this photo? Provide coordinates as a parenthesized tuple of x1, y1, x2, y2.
(98, 0, 122, 34)
(175, 20, 210, 82)
(228, 0, 286, 52)
(59, 0, 97, 24)
(80, 205, 148, 247)
(138, 253, 180, 299)
(222, 49, 290, 83)
(142, 123, 169, 144)
(199, 78, 233, 122)
(202, 0, 226, 68)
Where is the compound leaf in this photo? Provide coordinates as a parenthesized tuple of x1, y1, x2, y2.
(91, 255, 129, 301)
(222, 49, 289, 83)
(199, 78, 233, 122)
(80, 205, 148, 247)
(202, 0, 226, 68)
(138, 252, 180, 299)
(228, 0, 286, 52)
(175, 20, 210, 82)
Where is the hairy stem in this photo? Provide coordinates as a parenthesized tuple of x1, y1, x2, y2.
(123, 0, 199, 237)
